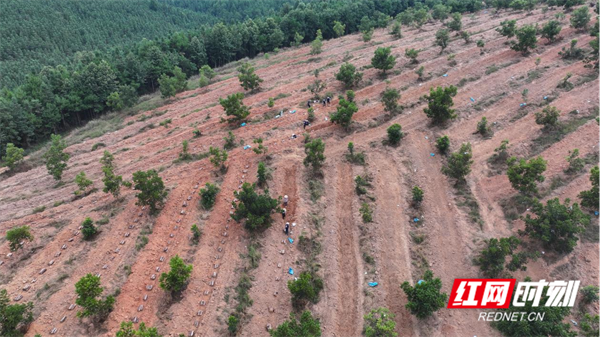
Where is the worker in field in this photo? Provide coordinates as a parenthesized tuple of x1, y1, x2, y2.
(326, 96, 331, 105)
(307, 100, 311, 108)
(284, 222, 289, 235)
(303, 120, 310, 129)
(283, 195, 289, 206)
(281, 208, 286, 219)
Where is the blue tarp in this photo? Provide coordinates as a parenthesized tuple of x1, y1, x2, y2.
(520, 103, 527, 107)
(289, 110, 296, 114)
(413, 218, 420, 223)
(470, 97, 475, 102)
(243, 145, 251, 150)
(595, 211, 599, 216)
(288, 237, 294, 244)
(442, 74, 448, 77)
(430, 153, 435, 157)
(544, 96, 548, 100)
(417, 280, 425, 285)
(368, 282, 378, 287)
(241, 122, 246, 127)
(288, 268, 294, 275)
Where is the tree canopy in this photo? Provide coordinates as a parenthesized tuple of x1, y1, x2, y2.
(159, 255, 193, 294)
(231, 182, 279, 231)
(401, 270, 448, 319)
(132, 170, 167, 213)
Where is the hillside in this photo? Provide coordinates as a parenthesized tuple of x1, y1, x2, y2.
(0, 0, 284, 88)
(0, 5, 598, 337)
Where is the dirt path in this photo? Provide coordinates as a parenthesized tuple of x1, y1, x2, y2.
(331, 162, 363, 336)
(370, 151, 417, 336)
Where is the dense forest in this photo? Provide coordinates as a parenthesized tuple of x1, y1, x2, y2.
(0, 0, 288, 88)
(5, 0, 575, 158)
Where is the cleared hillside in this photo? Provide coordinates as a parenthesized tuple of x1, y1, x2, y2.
(0, 5, 598, 337)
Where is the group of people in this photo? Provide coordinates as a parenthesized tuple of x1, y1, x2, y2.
(282, 195, 289, 235)
(306, 96, 331, 108)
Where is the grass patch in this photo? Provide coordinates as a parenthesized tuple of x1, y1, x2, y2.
(308, 180, 323, 203)
(473, 92, 507, 111)
(455, 185, 484, 229)
(499, 194, 534, 223)
(32, 206, 46, 214)
(530, 114, 596, 156)
(136, 235, 149, 251)
(68, 114, 123, 145)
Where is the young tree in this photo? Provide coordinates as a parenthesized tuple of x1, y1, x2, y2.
(200, 65, 216, 80)
(268, 97, 274, 108)
(541, 20, 562, 43)
(490, 140, 511, 164)
(371, 47, 396, 74)
(477, 39, 485, 48)
(270, 311, 321, 337)
(223, 131, 237, 150)
(497, 19, 517, 38)
(570, 6, 591, 30)
(257, 161, 269, 187)
(520, 198, 588, 253)
(435, 29, 450, 52)
(252, 137, 267, 155)
(6, 226, 33, 251)
(511, 25, 537, 54)
(310, 29, 323, 55)
(81, 217, 98, 241)
(158, 67, 187, 99)
(579, 313, 599, 337)
(432, 4, 451, 21)
(333, 21, 346, 37)
(0, 289, 33, 337)
(346, 90, 355, 102)
(74, 171, 93, 195)
(219, 93, 250, 122)
(2, 143, 24, 171)
(291, 32, 304, 47)
(132, 170, 167, 213)
(101, 151, 122, 198)
(507, 156, 547, 195)
(191, 224, 201, 245)
(564, 149, 585, 174)
(476, 116, 492, 136)
(116, 322, 161, 337)
(442, 143, 473, 184)
(436, 135, 450, 154)
(386, 124, 404, 146)
(415, 66, 425, 80)
(405, 48, 420, 63)
(75, 274, 115, 321)
(304, 138, 326, 173)
(362, 28, 374, 42)
(231, 182, 279, 231)
(534, 106, 560, 129)
(579, 166, 599, 210)
(461, 31, 472, 43)
(380, 87, 401, 114)
(401, 270, 448, 319)
(198, 69, 209, 88)
(199, 182, 220, 210)
(364, 307, 397, 337)
(159, 255, 193, 295)
(335, 63, 363, 88)
(179, 140, 192, 161)
(237, 62, 263, 92)
(44, 134, 70, 181)
(423, 85, 458, 124)
(475, 236, 520, 278)
(330, 98, 357, 129)
(580, 285, 600, 305)
(447, 13, 462, 31)
(288, 271, 324, 308)
(413, 8, 429, 28)
(209, 146, 228, 173)
(390, 21, 402, 39)
(412, 186, 424, 206)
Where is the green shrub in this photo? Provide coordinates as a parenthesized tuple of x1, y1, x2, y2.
(81, 217, 98, 241)
(288, 271, 324, 308)
(6, 226, 33, 251)
(386, 124, 404, 145)
(199, 183, 220, 210)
